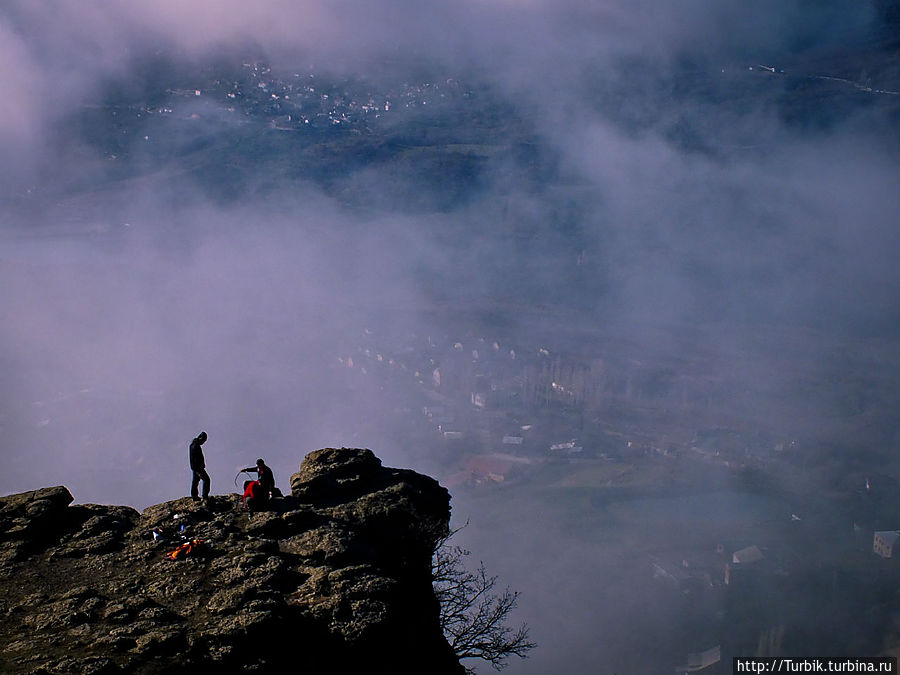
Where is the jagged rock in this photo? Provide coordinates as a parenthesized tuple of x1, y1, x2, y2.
(290, 447, 384, 499)
(0, 448, 463, 674)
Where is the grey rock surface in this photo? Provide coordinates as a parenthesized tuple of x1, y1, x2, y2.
(0, 448, 462, 674)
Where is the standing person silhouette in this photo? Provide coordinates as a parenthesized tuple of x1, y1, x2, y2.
(189, 431, 210, 503)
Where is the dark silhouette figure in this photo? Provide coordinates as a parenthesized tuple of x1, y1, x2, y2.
(189, 431, 210, 502)
(241, 458, 275, 512)
(243, 458, 275, 494)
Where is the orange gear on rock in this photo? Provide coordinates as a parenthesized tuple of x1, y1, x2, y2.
(164, 538, 205, 561)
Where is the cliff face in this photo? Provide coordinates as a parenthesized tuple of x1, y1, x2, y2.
(0, 448, 463, 674)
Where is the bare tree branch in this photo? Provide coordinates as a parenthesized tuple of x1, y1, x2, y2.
(432, 527, 536, 672)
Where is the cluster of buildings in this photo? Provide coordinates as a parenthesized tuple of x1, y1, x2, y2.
(337, 325, 900, 667)
(159, 61, 473, 134)
(333, 326, 802, 486)
(652, 521, 900, 670)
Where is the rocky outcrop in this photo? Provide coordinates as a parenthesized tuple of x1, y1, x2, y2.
(0, 448, 463, 674)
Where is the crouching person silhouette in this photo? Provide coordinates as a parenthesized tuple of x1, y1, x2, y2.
(241, 458, 276, 512)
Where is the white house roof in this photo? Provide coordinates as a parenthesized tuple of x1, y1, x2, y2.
(732, 545, 764, 564)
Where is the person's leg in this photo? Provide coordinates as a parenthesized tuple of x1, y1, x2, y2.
(200, 469, 211, 499)
(191, 471, 201, 500)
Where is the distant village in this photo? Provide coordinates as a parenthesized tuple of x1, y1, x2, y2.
(148, 61, 473, 135)
(335, 325, 900, 671)
(334, 325, 799, 487)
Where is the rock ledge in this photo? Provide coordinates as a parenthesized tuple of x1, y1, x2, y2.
(0, 448, 462, 674)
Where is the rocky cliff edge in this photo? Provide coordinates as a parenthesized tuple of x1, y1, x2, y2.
(0, 448, 463, 674)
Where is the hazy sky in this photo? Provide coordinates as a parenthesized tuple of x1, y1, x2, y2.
(2, 3, 898, 671)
